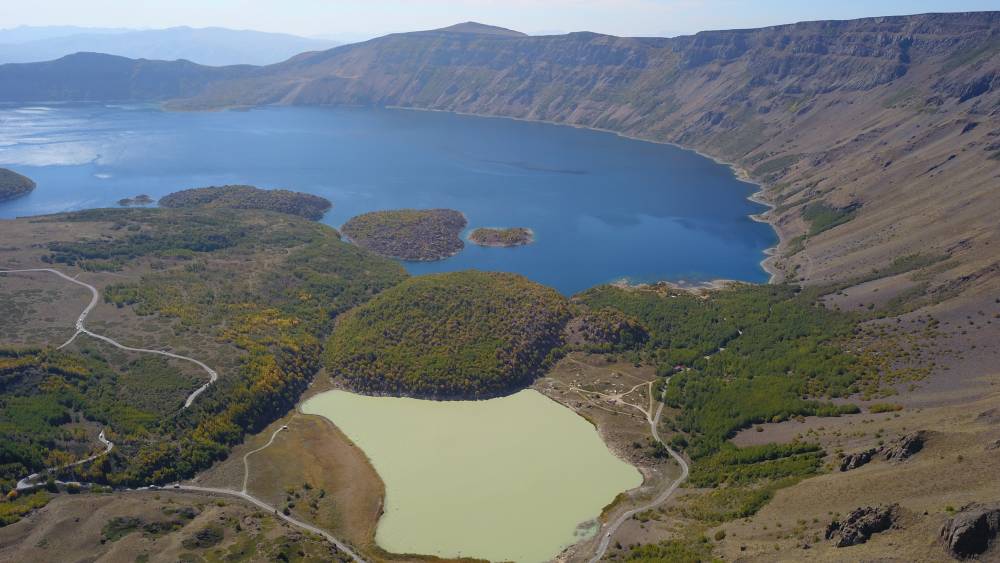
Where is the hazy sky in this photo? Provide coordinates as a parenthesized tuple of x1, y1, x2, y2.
(1, 0, 996, 39)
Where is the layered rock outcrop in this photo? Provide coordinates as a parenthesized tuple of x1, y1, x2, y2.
(940, 503, 1000, 559)
(826, 504, 900, 547)
(839, 431, 927, 471)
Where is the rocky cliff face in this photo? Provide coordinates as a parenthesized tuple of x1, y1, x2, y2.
(1, 13, 997, 296)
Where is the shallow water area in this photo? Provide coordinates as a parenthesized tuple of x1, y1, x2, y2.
(300, 389, 643, 562)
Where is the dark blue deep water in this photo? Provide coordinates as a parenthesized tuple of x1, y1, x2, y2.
(0, 103, 775, 294)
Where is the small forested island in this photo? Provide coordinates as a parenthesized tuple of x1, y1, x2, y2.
(341, 208, 467, 261)
(325, 271, 572, 398)
(158, 185, 332, 220)
(0, 168, 36, 202)
(468, 227, 534, 247)
(117, 194, 154, 207)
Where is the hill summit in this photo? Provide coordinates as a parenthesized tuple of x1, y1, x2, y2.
(430, 21, 525, 36)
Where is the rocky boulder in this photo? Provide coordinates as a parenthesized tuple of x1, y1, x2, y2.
(882, 431, 926, 462)
(840, 448, 878, 471)
(839, 431, 927, 472)
(826, 504, 899, 547)
(940, 503, 1000, 559)
(976, 408, 1000, 424)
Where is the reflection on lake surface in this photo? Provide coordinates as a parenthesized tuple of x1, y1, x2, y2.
(301, 389, 642, 562)
(0, 103, 775, 294)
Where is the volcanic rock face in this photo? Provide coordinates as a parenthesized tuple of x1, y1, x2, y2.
(826, 504, 900, 547)
(940, 504, 1000, 559)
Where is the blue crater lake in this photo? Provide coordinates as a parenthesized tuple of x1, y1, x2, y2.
(0, 103, 776, 294)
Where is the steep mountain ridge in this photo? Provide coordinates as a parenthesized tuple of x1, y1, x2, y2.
(0, 52, 257, 101)
(431, 22, 526, 36)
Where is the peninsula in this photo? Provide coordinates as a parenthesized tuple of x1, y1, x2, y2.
(117, 194, 153, 207)
(158, 185, 332, 220)
(0, 168, 35, 202)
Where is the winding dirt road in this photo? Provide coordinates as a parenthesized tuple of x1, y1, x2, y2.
(0, 268, 218, 407)
(176, 483, 365, 561)
(587, 382, 690, 563)
(15, 430, 113, 491)
(181, 423, 365, 562)
(242, 425, 287, 494)
(2, 268, 364, 560)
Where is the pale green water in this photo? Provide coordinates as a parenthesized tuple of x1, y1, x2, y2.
(301, 389, 642, 562)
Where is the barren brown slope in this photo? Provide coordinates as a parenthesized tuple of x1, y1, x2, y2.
(171, 13, 1000, 304)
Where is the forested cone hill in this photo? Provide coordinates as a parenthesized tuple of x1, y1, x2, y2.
(325, 271, 572, 399)
(0, 13, 996, 301)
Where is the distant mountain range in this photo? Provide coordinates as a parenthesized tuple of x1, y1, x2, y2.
(0, 25, 133, 43)
(0, 15, 997, 299)
(0, 25, 340, 66)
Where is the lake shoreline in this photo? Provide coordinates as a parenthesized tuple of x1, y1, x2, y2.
(300, 387, 642, 562)
(611, 277, 743, 293)
(162, 100, 785, 285)
(7, 102, 776, 291)
(385, 104, 785, 285)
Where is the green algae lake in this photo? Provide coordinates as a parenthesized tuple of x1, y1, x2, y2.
(301, 389, 642, 562)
